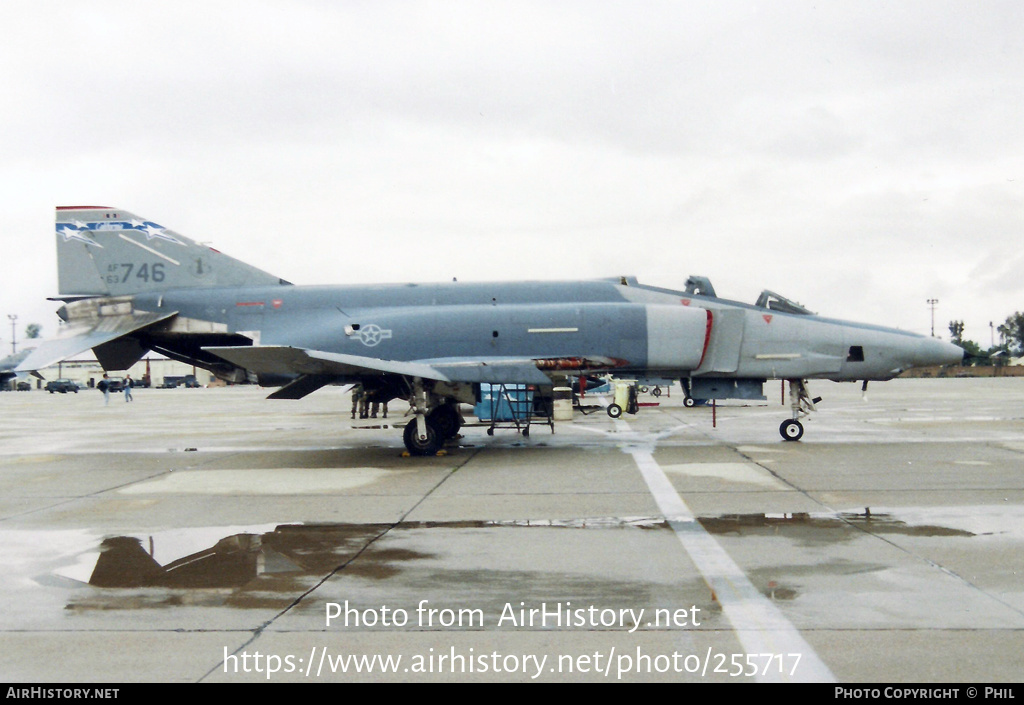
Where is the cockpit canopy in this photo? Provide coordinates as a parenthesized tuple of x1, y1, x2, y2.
(684, 276, 717, 298)
(682, 275, 814, 316)
(754, 290, 815, 315)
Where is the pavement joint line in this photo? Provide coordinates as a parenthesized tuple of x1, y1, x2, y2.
(198, 445, 483, 682)
(0, 451, 232, 524)
(728, 435, 1024, 623)
(834, 510, 1024, 623)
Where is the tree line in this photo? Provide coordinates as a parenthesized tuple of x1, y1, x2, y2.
(949, 312, 1024, 364)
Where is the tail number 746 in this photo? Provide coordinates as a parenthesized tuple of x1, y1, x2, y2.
(106, 263, 166, 284)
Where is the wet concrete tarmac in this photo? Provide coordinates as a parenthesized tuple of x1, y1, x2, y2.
(1, 378, 1022, 682)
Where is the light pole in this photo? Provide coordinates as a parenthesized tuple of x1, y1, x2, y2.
(926, 299, 938, 338)
(7, 315, 16, 355)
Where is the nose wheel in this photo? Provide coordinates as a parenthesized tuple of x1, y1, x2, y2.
(779, 418, 804, 441)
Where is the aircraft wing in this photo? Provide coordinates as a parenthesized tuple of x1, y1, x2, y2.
(205, 346, 447, 381)
(204, 345, 553, 399)
(16, 310, 178, 373)
(422, 358, 552, 385)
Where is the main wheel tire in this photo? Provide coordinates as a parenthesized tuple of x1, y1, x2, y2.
(404, 418, 442, 456)
(428, 403, 463, 440)
(780, 419, 804, 441)
(683, 396, 696, 408)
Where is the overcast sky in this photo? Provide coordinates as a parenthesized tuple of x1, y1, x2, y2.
(2, 1, 1021, 352)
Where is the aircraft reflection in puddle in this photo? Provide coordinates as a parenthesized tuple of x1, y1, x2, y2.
(86, 524, 401, 589)
(79, 512, 974, 593)
(82, 519, 661, 591)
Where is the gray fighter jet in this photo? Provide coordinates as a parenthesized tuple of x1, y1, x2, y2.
(19, 206, 963, 454)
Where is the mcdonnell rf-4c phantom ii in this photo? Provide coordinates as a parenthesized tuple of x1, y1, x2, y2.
(18, 206, 963, 454)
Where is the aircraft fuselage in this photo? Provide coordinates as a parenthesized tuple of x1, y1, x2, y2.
(124, 278, 960, 386)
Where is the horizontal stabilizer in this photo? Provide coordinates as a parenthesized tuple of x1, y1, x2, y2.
(17, 310, 177, 373)
(267, 374, 336, 400)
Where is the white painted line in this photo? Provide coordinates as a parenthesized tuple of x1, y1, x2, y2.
(118, 233, 181, 265)
(628, 446, 836, 683)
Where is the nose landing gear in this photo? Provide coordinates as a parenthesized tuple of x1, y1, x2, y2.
(780, 379, 821, 442)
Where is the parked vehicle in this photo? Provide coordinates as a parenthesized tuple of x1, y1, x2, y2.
(161, 375, 200, 388)
(45, 379, 79, 394)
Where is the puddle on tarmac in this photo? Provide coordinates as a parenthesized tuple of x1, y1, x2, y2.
(57, 518, 671, 612)
(56, 510, 975, 612)
(697, 511, 974, 602)
(75, 523, 411, 589)
(699, 511, 975, 541)
(72, 518, 665, 588)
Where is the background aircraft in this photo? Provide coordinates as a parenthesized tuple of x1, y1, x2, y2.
(1, 349, 33, 391)
(19, 206, 963, 454)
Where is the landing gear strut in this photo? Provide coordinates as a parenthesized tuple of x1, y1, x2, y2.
(780, 379, 821, 442)
(402, 378, 466, 456)
(404, 377, 440, 456)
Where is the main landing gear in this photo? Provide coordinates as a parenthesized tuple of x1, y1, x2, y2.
(403, 378, 465, 456)
(779, 379, 821, 442)
(403, 404, 465, 456)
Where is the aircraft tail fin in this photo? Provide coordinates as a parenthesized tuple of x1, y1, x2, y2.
(55, 206, 290, 297)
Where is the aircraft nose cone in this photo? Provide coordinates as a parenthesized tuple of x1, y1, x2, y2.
(914, 337, 964, 367)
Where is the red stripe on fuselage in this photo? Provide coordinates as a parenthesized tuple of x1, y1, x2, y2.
(697, 309, 713, 369)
